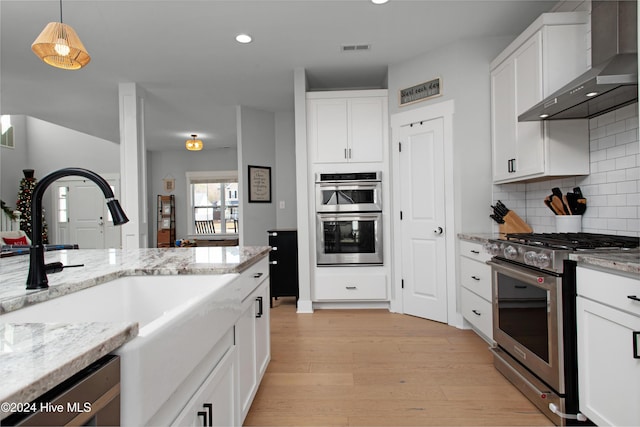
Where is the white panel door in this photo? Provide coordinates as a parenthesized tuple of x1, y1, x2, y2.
(307, 98, 349, 163)
(61, 179, 121, 249)
(399, 118, 447, 323)
(69, 183, 105, 249)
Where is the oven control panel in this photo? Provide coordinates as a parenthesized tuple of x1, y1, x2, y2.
(484, 241, 558, 272)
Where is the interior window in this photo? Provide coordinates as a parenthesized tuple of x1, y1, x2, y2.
(187, 172, 238, 235)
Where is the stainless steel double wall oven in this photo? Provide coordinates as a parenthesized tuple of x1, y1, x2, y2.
(315, 172, 383, 266)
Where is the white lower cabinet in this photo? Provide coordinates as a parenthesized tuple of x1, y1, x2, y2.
(172, 346, 238, 427)
(237, 265, 270, 422)
(458, 239, 493, 342)
(314, 272, 387, 301)
(576, 266, 640, 426)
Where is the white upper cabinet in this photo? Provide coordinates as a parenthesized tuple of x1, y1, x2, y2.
(307, 90, 387, 164)
(491, 12, 590, 183)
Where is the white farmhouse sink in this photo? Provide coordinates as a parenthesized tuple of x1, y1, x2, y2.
(0, 274, 241, 426)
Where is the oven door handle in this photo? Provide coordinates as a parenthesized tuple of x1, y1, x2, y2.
(487, 259, 557, 289)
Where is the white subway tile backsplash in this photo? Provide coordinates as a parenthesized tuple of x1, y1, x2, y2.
(495, 103, 639, 236)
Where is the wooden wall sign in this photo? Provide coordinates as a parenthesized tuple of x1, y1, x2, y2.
(399, 77, 442, 106)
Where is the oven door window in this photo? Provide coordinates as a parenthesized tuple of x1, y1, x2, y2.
(323, 219, 376, 254)
(496, 272, 549, 363)
(320, 188, 375, 206)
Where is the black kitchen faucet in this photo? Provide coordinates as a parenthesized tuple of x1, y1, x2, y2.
(26, 167, 129, 290)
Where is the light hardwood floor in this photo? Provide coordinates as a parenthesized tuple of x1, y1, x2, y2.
(244, 297, 553, 427)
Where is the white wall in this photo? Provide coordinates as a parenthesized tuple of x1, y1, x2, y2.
(0, 115, 120, 225)
(237, 106, 277, 246)
(388, 36, 514, 234)
(275, 111, 297, 228)
(147, 147, 238, 246)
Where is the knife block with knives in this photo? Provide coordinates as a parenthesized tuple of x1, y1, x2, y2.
(490, 200, 533, 234)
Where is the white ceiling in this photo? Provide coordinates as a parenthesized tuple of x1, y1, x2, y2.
(0, 0, 556, 151)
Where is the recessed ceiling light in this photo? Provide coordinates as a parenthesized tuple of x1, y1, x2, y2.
(586, 92, 599, 97)
(235, 34, 252, 44)
(371, 0, 389, 3)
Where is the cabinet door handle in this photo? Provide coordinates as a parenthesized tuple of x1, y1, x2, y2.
(254, 272, 264, 279)
(472, 310, 482, 316)
(344, 148, 348, 159)
(256, 296, 264, 318)
(470, 250, 480, 254)
(471, 276, 480, 281)
(198, 411, 207, 426)
(271, 246, 278, 251)
(348, 148, 352, 159)
(269, 260, 278, 265)
(634, 331, 640, 359)
(269, 232, 278, 237)
(346, 286, 357, 290)
(628, 295, 640, 302)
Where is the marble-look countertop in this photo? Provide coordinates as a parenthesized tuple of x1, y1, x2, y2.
(0, 322, 138, 417)
(0, 246, 269, 419)
(457, 233, 501, 243)
(0, 246, 270, 314)
(570, 249, 640, 275)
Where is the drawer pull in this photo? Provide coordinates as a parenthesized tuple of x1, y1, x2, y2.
(472, 309, 482, 316)
(269, 260, 278, 265)
(471, 276, 480, 281)
(269, 232, 278, 237)
(271, 246, 278, 251)
(515, 285, 527, 289)
(254, 272, 264, 279)
(634, 331, 640, 359)
(628, 295, 640, 302)
(256, 296, 264, 318)
(470, 250, 480, 254)
(346, 286, 357, 290)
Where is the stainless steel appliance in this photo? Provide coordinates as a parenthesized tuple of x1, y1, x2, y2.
(315, 172, 383, 266)
(520, 1, 637, 121)
(316, 212, 383, 265)
(486, 232, 639, 426)
(315, 172, 382, 212)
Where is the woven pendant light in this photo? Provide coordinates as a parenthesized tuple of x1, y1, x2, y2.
(186, 134, 203, 151)
(31, 0, 90, 70)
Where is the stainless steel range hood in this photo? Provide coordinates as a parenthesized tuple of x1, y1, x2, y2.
(519, 1, 637, 121)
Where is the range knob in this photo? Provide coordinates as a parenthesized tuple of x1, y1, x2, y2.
(484, 243, 500, 256)
(535, 252, 551, 269)
(524, 251, 537, 266)
(503, 245, 518, 260)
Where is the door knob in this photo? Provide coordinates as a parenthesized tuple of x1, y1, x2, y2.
(434, 226, 443, 235)
(98, 216, 104, 226)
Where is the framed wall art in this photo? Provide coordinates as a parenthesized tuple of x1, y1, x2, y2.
(248, 165, 271, 203)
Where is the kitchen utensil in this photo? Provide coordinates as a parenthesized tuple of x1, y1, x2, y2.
(565, 192, 579, 215)
(545, 195, 559, 215)
(562, 195, 572, 215)
(551, 187, 570, 215)
(573, 187, 584, 198)
(575, 198, 587, 215)
(550, 194, 567, 216)
(490, 214, 505, 224)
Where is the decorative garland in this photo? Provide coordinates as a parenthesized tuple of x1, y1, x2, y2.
(1, 200, 19, 220)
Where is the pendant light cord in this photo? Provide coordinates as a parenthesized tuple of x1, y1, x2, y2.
(59, 0, 63, 23)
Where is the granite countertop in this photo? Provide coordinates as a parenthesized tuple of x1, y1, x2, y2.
(570, 249, 640, 275)
(0, 246, 269, 417)
(457, 233, 501, 243)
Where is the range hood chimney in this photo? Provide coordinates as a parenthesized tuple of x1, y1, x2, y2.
(519, 0, 637, 121)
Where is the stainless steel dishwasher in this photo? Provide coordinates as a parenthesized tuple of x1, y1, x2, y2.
(2, 355, 120, 426)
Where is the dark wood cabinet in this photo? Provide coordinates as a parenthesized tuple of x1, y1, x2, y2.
(267, 229, 298, 305)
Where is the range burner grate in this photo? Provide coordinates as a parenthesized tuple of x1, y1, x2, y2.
(504, 232, 640, 250)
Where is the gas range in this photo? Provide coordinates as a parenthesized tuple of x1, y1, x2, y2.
(486, 232, 640, 274)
